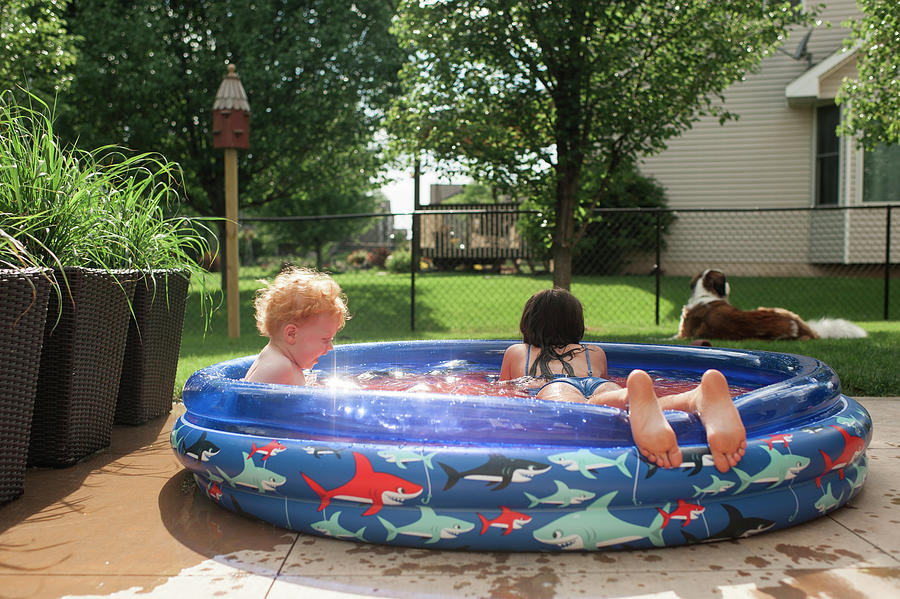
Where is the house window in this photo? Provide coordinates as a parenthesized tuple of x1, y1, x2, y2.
(815, 104, 840, 206)
(863, 143, 900, 203)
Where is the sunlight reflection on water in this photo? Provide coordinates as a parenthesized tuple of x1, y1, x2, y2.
(311, 367, 750, 399)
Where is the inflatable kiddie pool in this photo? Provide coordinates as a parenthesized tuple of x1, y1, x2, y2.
(172, 340, 871, 551)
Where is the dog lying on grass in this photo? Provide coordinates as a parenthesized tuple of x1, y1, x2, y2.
(676, 269, 867, 341)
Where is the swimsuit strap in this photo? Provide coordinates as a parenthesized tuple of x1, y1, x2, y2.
(583, 344, 592, 376)
(526, 345, 531, 376)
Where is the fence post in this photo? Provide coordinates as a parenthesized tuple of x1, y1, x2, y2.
(411, 160, 421, 331)
(655, 209, 662, 326)
(885, 205, 892, 320)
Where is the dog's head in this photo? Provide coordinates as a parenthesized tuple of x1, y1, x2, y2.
(687, 269, 729, 307)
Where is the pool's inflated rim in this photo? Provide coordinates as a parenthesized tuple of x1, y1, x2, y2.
(182, 340, 841, 447)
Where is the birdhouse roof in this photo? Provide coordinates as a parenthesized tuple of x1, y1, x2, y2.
(213, 64, 250, 112)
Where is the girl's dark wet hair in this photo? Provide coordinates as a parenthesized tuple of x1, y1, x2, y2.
(519, 288, 585, 348)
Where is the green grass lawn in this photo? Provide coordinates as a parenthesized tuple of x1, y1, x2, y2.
(176, 268, 900, 397)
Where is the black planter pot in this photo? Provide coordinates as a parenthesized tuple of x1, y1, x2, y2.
(115, 270, 190, 425)
(28, 267, 137, 467)
(0, 268, 52, 502)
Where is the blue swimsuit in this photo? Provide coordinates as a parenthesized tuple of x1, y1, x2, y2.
(525, 345, 611, 397)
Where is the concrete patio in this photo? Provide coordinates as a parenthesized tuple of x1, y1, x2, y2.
(1, 397, 898, 599)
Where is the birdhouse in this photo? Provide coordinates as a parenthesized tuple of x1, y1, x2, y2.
(212, 64, 250, 150)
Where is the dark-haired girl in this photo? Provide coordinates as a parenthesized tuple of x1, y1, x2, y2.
(500, 288, 746, 473)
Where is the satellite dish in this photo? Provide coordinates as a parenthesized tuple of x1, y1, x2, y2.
(777, 29, 813, 67)
(793, 29, 813, 60)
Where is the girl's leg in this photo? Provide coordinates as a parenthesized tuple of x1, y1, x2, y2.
(584, 382, 628, 409)
(541, 377, 680, 468)
(621, 370, 682, 469)
(540, 370, 744, 473)
(655, 369, 746, 473)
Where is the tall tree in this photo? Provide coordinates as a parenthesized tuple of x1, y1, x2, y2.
(59, 0, 404, 248)
(837, 0, 900, 148)
(0, 0, 76, 101)
(390, 1, 810, 288)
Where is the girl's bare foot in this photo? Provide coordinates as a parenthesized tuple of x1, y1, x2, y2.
(626, 370, 682, 469)
(694, 369, 746, 473)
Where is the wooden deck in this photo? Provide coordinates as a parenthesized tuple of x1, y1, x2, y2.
(417, 204, 535, 268)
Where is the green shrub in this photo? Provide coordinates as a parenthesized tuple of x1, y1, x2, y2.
(571, 166, 675, 275)
(385, 249, 411, 273)
(516, 163, 675, 275)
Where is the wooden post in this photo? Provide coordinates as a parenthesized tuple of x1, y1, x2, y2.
(212, 63, 250, 338)
(224, 148, 240, 337)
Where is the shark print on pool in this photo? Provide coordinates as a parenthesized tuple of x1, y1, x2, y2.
(548, 449, 631, 479)
(438, 454, 551, 491)
(311, 511, 367, 541)
(816, 425, 866, 487)
(182, 432, 220, 462)
(524, 480, 596, 508)
(212, 453, 286, 493)
(302, 452, 423, 516)
(379, 506, 475, 544)
(477, 506, 532, 536)
(532, 492, 666, 550)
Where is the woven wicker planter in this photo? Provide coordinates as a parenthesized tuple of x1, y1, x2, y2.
(28, 267, 137, 467)
(0, 268, 52, 503)
(115, 270, 190, 425)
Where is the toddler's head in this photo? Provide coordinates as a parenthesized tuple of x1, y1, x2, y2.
(519, 288, 584, 348)
(254, 266, 349, 338)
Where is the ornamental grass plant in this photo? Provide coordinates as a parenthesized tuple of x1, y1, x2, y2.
(0, 91, 214, 278)
(1, 93, 105, 272)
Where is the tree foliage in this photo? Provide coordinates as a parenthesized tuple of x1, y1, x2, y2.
(517, 163, 673, 273)
(0, 0, 77, 101)
(390, 0, 811, 288)
(441, 182, 504, 205)
(837, 0, 900, 148)
(58, 0, 404, 240)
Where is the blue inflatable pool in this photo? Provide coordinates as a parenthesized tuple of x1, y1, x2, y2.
(172, 340, 871, 551)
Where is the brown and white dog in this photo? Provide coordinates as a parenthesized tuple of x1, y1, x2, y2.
(676, 269, 867, 341)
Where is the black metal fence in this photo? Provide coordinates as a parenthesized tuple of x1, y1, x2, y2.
(240, 205, 899, 337)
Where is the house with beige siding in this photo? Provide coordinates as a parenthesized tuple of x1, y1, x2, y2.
(639, 0, 899, 276)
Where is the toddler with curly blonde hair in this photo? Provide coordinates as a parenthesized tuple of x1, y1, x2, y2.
(244, 266, 349, 386)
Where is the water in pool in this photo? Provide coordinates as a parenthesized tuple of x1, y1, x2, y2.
(310, 363, 754, 399)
